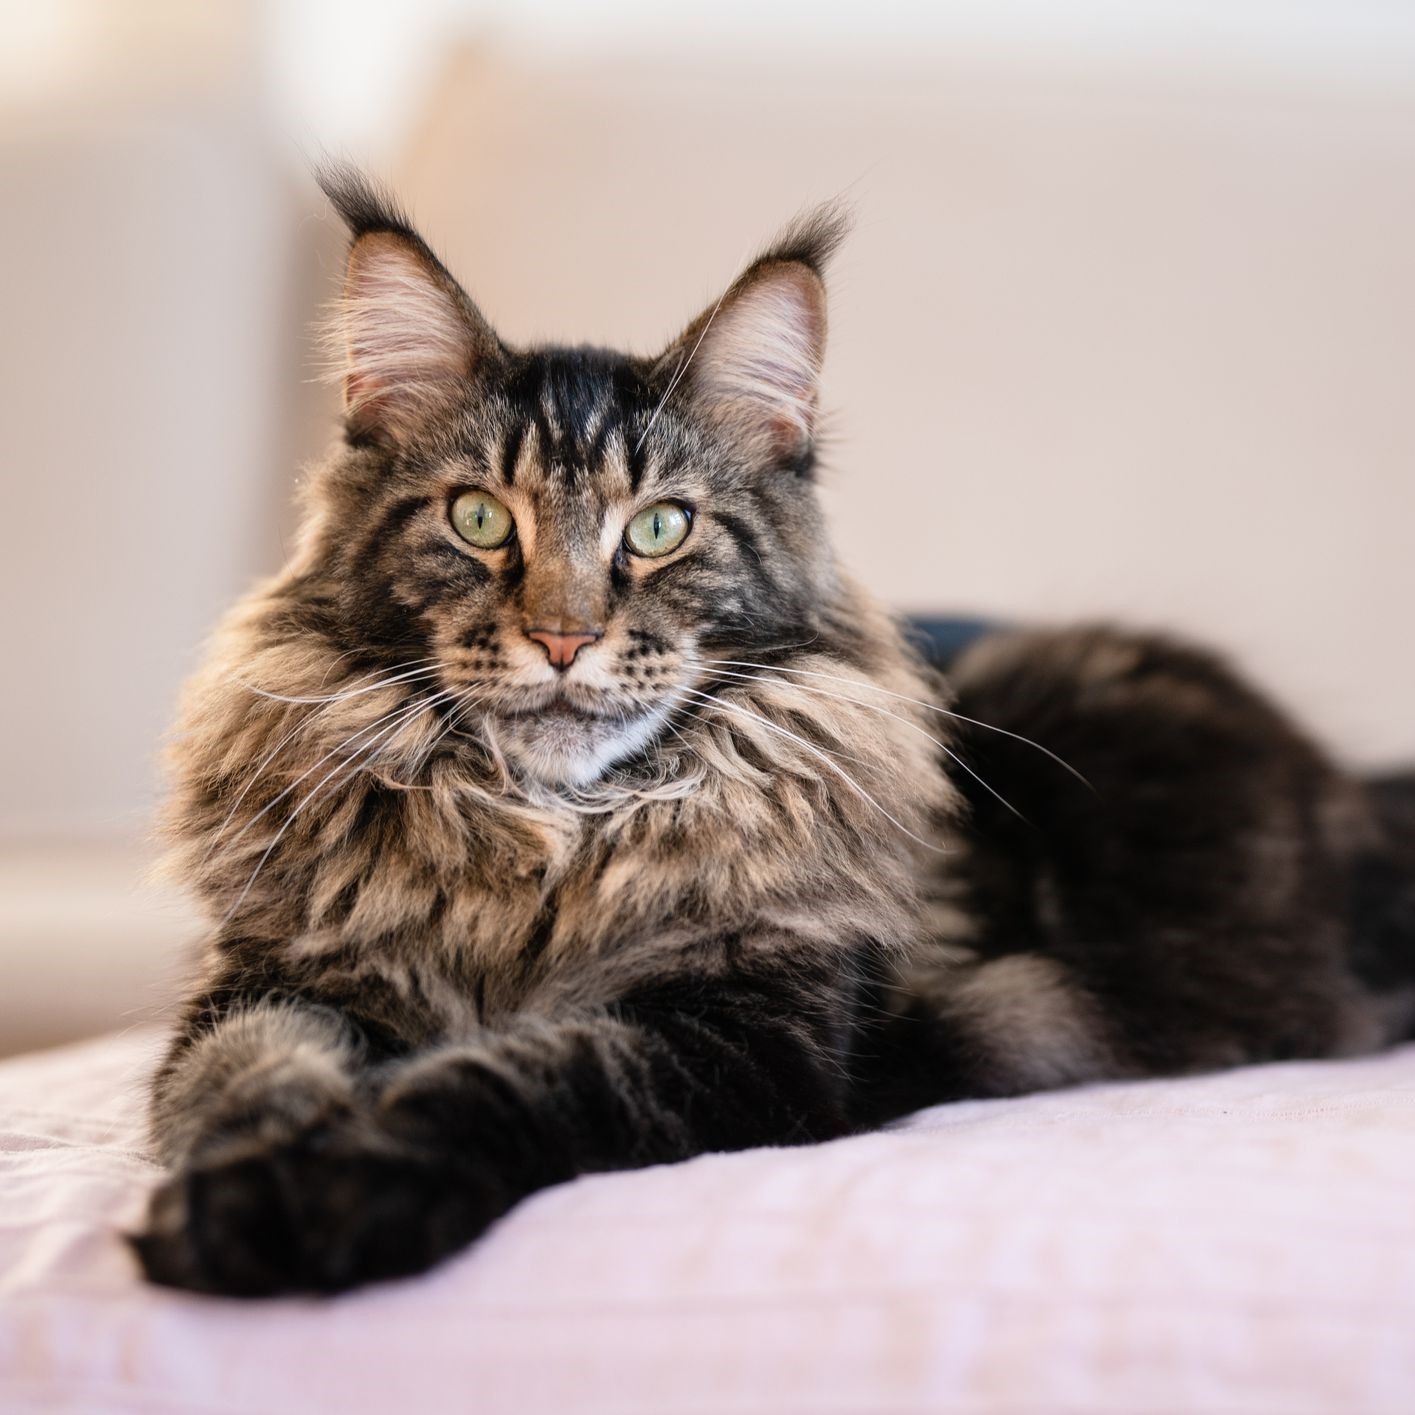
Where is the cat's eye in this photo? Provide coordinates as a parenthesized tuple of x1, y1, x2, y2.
(624, 502, 691, 558)
(450, 490, 514, 549)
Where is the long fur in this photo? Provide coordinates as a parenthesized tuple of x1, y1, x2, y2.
(132, 173, 1415, 1296)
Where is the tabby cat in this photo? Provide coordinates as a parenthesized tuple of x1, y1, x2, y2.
(133, 169, 1415, 1295)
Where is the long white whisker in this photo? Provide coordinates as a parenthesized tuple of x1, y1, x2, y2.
(318, 653, 435, 690)
(676, 685, 946, 854)
(701, 632, 822, 658)
(221, 690, 456, 923)
(202, 660, 450, 858)
(410, 686, 488, 772)
(219, 692, 447, 856)
(702, 657, 1094, 792)
(234, 661, 442, 705)
(699, 663, 1028, 823)
(663, 711, 703, 759)
(316, 649, 434, 690)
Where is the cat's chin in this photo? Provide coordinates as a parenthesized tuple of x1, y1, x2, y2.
(491, 701, 670, 790)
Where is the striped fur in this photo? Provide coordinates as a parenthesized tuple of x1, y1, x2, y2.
(134, 170, 1415, 1295)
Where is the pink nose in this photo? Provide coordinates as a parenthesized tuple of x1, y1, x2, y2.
(526, 627, 602, 671)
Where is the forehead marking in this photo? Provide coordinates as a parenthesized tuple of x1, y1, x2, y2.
(506, 419, 541, 489)
(500, 420, 526, 486)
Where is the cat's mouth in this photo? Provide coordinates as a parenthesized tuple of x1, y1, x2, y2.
(498, 698, 615, 724)
(481, 688, 671, 787)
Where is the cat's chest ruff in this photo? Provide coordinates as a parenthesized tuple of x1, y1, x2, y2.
(317, 698, 935, 980)
(301, 776, 580, 961)
(392, 778, 732, 971)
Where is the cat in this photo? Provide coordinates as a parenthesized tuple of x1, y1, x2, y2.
(132, 167, 1415, 1295)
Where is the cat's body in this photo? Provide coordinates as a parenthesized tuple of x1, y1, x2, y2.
(134, 172, 1415, 1295)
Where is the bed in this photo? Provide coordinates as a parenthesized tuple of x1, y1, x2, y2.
(2, 1030, 1413, 1414)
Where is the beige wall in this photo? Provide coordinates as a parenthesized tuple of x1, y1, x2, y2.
(0, 106, 308, 841)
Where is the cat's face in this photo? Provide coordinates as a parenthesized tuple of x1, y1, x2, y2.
(304, 172, 845, 788)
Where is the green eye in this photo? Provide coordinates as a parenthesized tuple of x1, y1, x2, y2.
(625, 501, 691, 558)
(451, 490, 514, 549)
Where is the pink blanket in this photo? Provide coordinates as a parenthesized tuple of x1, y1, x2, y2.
(2, 1031, 1413, 1413)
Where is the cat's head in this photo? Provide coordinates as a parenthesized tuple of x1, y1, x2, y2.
(300, 168, 847, 788)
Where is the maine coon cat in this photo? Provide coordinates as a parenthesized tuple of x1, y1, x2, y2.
(134, 169, 1415, 1295)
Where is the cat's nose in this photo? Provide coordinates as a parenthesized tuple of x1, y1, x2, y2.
(525, 626, 603, 672)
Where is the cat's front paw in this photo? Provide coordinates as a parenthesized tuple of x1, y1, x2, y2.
(131, 1126, 510, 1296)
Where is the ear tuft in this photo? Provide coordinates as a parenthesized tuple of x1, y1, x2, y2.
(317, 162, 420, 244)
(317, 164, 498, 448)
(667, 201, 850, 466)
(752, 199, 852, 277)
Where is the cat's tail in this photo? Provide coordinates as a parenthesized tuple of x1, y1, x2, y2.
(1352, 770, 1415, 1040)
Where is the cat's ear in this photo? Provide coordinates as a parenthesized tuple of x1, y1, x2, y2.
(318, 165, 500, 448)
(661, 204, 849, 468)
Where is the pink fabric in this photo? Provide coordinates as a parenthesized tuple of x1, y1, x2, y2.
(2, 1030, 1414, 1414)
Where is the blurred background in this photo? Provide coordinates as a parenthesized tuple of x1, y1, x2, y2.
(2, 0, 1413, 1055)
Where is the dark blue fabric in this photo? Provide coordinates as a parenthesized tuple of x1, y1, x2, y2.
(904, 615, 999, 671)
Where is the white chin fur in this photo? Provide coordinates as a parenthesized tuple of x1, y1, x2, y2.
(494, 703, 670, 788)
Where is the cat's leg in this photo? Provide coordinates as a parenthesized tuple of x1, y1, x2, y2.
(134, 976, 443, 1295)
(857, 623, 1400, 1123)
(135, 955, 851, 1295)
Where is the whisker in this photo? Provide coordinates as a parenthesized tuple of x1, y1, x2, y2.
(675, 685, 947, 855)
(318, 651, 434, 690)
(700, 632, 821, 658)
(221, 690, 457, 922)
(370, 693, 474, 789)
(202, 660, 443, 857)
(701, 657, 1094, 792)
(663, 712, 703, 760)
(698, 663, 1028, 823)
(234, 661, 442, 706)
(416, 686, 490, 769)
(218, 692, 447, 855)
